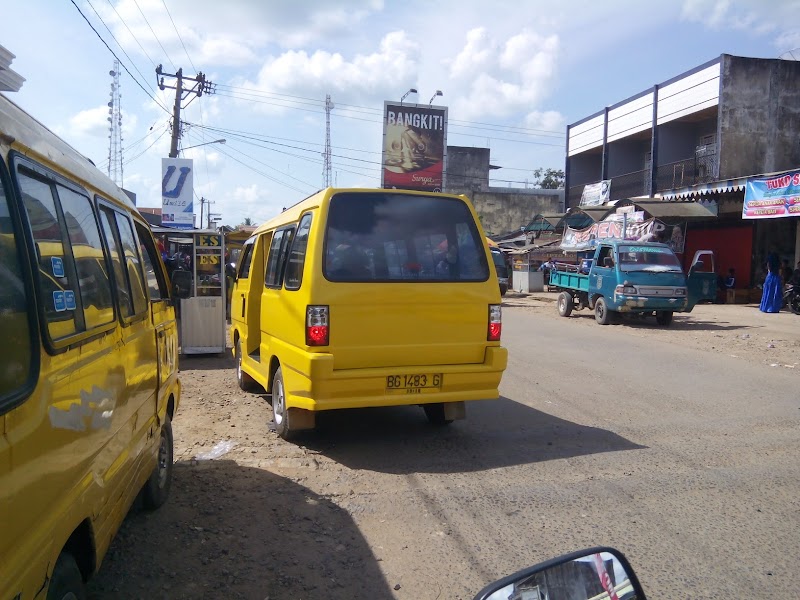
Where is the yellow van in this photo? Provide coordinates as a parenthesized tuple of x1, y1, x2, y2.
(230, 188, 507, 439)
(0, 93, 183, 599)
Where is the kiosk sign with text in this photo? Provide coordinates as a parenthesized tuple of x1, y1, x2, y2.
(742, 169, 800, 219)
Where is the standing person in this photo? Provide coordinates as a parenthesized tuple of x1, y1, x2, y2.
(759, 251, 782, 313)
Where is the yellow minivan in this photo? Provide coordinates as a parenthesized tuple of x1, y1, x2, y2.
(0, 93, 183, 599)
(230, 188, 508, 439)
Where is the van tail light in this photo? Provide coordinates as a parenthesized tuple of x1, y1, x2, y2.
(306, 305, 329, 346)
(488, 304, 502, 341)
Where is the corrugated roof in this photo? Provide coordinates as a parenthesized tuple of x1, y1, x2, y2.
(632, 199, 717, 219)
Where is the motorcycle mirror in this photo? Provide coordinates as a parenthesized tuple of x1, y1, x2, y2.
(473, 547, 647, 600)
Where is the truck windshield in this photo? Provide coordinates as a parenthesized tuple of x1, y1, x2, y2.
(618, 245, 682, 273)
(324, 192, 490, 282)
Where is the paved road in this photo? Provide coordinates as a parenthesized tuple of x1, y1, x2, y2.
(88, 305, 799, 599)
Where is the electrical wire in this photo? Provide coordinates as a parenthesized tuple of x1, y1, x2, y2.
(161, 0, 196, 73)
(104, 0, 159, 68)
(69, 0, 171, 115)
(132, 0, 177, 72)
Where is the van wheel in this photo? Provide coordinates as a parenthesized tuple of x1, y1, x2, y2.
(557, 292, 573, 317)
(595, 297, 612, 325)
(142, 416, 173, 510)
(423, 403, 453, 426)
(236, 340, 259, 392)
(47, 552, 86, 600)
(656, 311, 674, 326)
(271, 367, 294, 440)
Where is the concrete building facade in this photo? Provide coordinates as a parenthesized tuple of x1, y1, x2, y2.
(445, 146, 563, 235)
(565, 54, 800, 289)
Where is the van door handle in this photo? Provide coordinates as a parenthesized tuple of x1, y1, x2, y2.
(241, 297, 246, 318)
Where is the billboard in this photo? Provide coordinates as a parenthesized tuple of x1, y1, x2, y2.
(742, 169, 800, 219)
(382, 101, 447, 192)
(161, 158, 194, 229)
(561, 217, 686, 253)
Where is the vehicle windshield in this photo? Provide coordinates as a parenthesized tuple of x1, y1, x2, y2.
(324, 192, 490, 282)
(618, 244, 683, 273)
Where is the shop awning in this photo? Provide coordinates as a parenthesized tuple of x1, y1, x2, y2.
(659, 177, 747, 200)
(631, 199, 717, 219)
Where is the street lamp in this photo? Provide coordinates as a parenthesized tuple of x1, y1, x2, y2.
(429, 90, 443, 105)
(400, 88, 417, 104)
(181, 138, 226, 152)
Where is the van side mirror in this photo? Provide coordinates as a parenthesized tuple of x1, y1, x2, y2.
(171, 270, 192, 299)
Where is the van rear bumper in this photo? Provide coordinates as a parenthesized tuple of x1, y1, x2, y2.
(282, 346, 508, 411)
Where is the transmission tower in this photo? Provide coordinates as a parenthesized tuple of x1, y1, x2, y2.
(323, 94, 334, 187)
(107, 60, 124, 186)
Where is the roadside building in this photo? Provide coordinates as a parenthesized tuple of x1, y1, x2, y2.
(565, 54, 800, 289)
(445, 146, 563, 236)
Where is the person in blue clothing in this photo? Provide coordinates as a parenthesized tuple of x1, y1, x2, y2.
(759, 251, 783, 313)
(724, 268, 736, 289)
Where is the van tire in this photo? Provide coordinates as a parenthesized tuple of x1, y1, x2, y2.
(595, 297, 612, 325)
(236, 340, 259, 392)
(557, 292, 573, 317)
(142, 416, 173, 510)
(656, 311, 674, 326)
(47, 552, 86, 600)
(423, 403, 453, 426)
(271, 367, 294, 440)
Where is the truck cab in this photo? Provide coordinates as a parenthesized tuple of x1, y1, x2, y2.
(551, 240, 716, 326)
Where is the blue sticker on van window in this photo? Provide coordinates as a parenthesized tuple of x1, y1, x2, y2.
(51, 256, 65, 278)
(53, 291, 67, 312)
(64, 290, 76, 310)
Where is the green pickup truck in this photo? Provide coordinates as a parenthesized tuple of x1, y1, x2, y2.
(549, 240, 716, 326)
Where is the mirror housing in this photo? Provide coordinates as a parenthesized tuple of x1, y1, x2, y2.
(473, 547, 647, 600)
(171, 269, 192, 299)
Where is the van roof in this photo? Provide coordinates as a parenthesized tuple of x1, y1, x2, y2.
(252, 187, 470, 236)
(0, 93, 136, 212)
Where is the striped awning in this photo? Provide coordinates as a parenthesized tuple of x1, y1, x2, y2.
(660, 177, 747, 200)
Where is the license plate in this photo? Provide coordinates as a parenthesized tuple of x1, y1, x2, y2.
(386, 374, 442, 394)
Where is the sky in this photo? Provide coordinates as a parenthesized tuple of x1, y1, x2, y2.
(2, 0, 799, 227)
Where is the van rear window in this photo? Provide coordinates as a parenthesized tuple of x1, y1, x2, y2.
(324, 192, 489, 282)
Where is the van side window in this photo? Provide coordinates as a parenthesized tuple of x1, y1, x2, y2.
(134, 220, 167, 301)
(17, 172, 80, 338)
(99, 207, 133, 318)
(238, 242, 254, 279)
(265, 228, 294, 288)
(57, 186, 115, 329)
(284, 214, 312, 290)
(115, 213, 149, 316)
(597, 246, 613, 268)
(0, 171, 34, 402)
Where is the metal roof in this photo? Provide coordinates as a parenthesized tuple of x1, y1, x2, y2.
(632, 199, 717, 219)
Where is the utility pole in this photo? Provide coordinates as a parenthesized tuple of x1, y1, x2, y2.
(156, 65, 215, 158)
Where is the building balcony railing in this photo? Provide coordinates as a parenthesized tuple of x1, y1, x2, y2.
(654, 155, 717, 191)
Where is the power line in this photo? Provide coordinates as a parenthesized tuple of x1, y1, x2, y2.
(132, 0, 177, 72)
(161, 0, 196, 72)
(105, 0, 158, 68)
(69, 0, 171, 115)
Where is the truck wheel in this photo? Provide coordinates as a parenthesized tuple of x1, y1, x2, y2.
(423, 403, 453, 426)
(595, 297, 612, 325)
(656, 311, 674, 326)
(271, 367, 294, 440)
(557, 292, 573, 317)
(236, 339, 260, 392)
(142, 415, 173, 510)
(46, 552, 86, 600)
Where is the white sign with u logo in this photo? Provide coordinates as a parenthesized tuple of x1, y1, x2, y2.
(161, 158, 194, 228)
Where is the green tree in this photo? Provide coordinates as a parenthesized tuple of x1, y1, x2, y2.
(240, 217, 253, 227)
(532, 168, 565, 189)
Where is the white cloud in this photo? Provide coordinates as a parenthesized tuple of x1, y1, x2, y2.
(446, 29, 560, 121)
(235, 31, 420, 110)
(68, 106, 114, 138)
(524, 110, 565, 133)
(680, 0, 799, 41)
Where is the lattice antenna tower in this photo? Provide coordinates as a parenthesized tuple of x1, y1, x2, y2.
(107, 60, 124, 186)
(323, 94, 334, 187)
